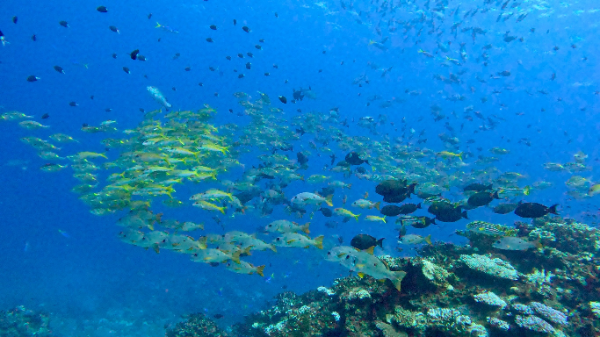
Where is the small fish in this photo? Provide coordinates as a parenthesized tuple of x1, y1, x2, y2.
(242, 26, 250, 33)
(109, 26, 119, 33)
(123, 67, 130, 74)
(492, 236, 540, 251)
(147, 86, 171, 109)
(279, 96, 287, 104)
(27, 75, 40, 82)
(12, 16, 18, 24)
(130, 49, 140, 60)
(59, 21, 69, 28)
(58, 229, 70, 238)
(53, 65, 65, 74)
(97, 6, 108, 13)
(206, 37, 213, 43)
(398, 234, 432, 245)
(210, 25, 217, 30)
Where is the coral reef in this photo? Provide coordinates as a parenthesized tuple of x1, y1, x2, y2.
(165, 313, 230, 337)
(0, 306, 53, 337)
(170, 217, 600, 336)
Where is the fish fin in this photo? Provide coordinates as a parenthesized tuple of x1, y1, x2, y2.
(493, 190, 500, 199)
(313, 235, 324, 249)
(376, 238, 385, 248)
(548, 204, 559, 215)
(147, 224, 154, 231)
(523, 186, 531, 196)
(197, 236, 207, 249)
(424, 234, 432, 245)
(357, 272, 365, 278)
(218, 207, 225, 214)
(269, 245, 277, 253)
(391, 271, 407, 292)
(417, 203, 422, 209)
(325, 194, 333, 207)
(255, 265, 265, 277)
(382, 215, 387, 223)
(365, 246, 375, 255)
(302, 222, 310, 234)
(462, 211, 468, 219)
(231, 251, 241, 264)
(152, 244, 160, 254)
(374, 201, 380, 210)
(286, 240, 296, 245)
(346, 184, 352, 189)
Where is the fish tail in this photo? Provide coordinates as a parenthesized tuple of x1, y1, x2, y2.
(197, 236, 207, 249)
(313, 235, 324, 249)
(376, 238, 385, 248)
(325, 194, 333, 207)
(231, 251, 241, 264)
(302, 222, 310, 234)
(382, 216, 387, 223)
(417, 203, 422, 209)
(462, 211, 468, 219)
(155, 22, 161, 28)
(523, 185, 531, 196)
(354, 214, 361, 222)
(218, 206, 225, 214)
(269, 245, 277, 253)
(374, 201, 381, 210)
(548, 204, 559, 215)
(255, 265, 265, 277)
(391, 271, 407, 292)
(424, 234, 432, 245)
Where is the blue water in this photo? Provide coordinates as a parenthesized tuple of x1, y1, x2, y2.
(0, 0, 599, 335)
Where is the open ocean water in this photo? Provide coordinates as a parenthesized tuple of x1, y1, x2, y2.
(0, 0, 599, 336)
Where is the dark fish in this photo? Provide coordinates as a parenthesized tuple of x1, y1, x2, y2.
(278, 96, 287, 104)
(233, 19, 237, 25)
(59, 21, 69, 28)
(209, 25, 217, 30)
(245, 62, 251, 69)
(130, 49, 139, 60)
(41, 113, 49, 119)
(123, 67, 130, 74)
(325, 221, 338, 228)
(148, 13, 152, 19)
(350, 234, 384, 253)
(467, 191, 499, 207)
(97, 6, 108, 13)
(184, 66, 191, 71)
(173, 53, 180, 59)
(247, 52, 253, 57)
(111, 53, 117, 59)
(255, 44, 262, 50)
(137, 55, 146, 61)
(319, 208, 333, 217)
(396, 203, 421, 215)
(492, 203, 518, 214)
(226, 56, 231, 60)
(264, 72, 270, 76)
(206, 37, 213, 42)
(383, 193, 408, 203)
(27, 75, 40, 82)
(238, 74, 244, 79)
(259, 39, 265, 42)
(213, 314, 223, 319)
(31, 34, 37, 41)
(12, 16, 17, 24)
(399, 216, 436, 228)
(463, 183, 492, 192)
(380, 205, 404, 217)
(53, 65, 65, 74)
(109, 26, 119, 33)
(69, 102, 78, 107)
(345, 151, 369, 165)
(242, 26, 250, 33)
(275, 12, 278, 17)
(319, 186, 335, 197)
(435, 206, 468, 223)
(297, 152, 308, 165)
(514, 202, 558, 218)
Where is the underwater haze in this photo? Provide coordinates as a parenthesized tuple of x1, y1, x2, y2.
(0, 0, 599, 336)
